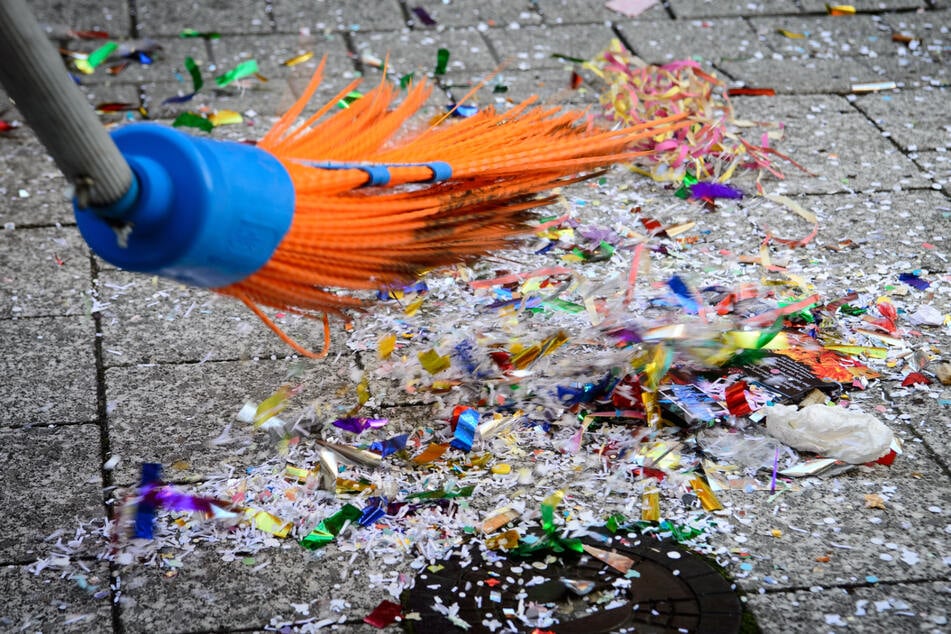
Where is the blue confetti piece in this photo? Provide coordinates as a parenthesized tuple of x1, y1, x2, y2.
(358, 497, 389, 527)
(450, 408, 479, 452)
(370, 433, 409, 458)
(898, 272, 930, 290)
(668, 275, 699, 314)
(133, 463, 162, 539)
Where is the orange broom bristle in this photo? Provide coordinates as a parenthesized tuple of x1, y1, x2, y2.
(218, 59, 689, 358)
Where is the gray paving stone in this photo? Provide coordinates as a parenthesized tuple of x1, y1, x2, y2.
(0, 562, 112, 633)
(853, 87, 951, 151)
(135, 0, 273, 37)
(751, 14, 899, 59)
(271, 0, 406, 33)
(95, 270, 350, 365)
(914, 150, 951, 194)
(0, 425, 103, 561)
(352, 27, 499, 76)
(440, 68, 602, 108)
(116, 545, 390, 632)
(538, 0, 669, 24)
(719, 55, 883, 94)
(105, 358, 358, 485)
(0, 226, 91, 318)
(668, 0, 800, 18)
(70, 32, 353, 89)
(744, 581, 951, 633)
(768, 189, 951, 278)
(728, 94, 931, 194)
(615, 17, 767, 65)
(0, 136, 75, 227)
(483, 23, 619, 72)
(715, 448, 951, 591)
(399, 0, 543, 29)
(0, 316, 98, 427)
(858, 50, 951, 90)
(26, 0, 130, 38)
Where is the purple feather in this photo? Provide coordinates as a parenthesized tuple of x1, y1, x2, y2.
(690, 182, 744, 200)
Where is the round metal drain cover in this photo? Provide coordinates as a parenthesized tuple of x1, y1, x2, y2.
(403, 531, 744, 633)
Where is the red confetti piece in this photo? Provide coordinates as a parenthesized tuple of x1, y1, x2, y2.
(631, 466, 666, 481)
(901, 372, 931, 387)
(724, 381, 752, 416)
(727, 87, 776, 96)
(363, 599, 402, 628)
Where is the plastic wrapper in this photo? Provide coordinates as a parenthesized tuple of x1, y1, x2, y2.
(765, 403, 893, 464)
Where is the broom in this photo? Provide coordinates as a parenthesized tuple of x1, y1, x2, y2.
(0, 0, 688, 358)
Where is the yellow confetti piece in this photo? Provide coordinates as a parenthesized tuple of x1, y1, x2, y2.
(378, 334, 397, 359)
(691, 476, 724, 512)
(404, 296, 425, 316)
(826, 4, 856, 15)
(543, 489, 565, 509)
(254, 385, 290, 427)
(281, 51, 314, 67)
(824, 344, 888, 359)
(641, 490, 660, 522)
(418, 348, 451, 374)
(335, 478, 376, 495)
(485, 528, 520, 550)
(248, 509, 292, 538)
(208, 109, 243, 126)
(723, 330, 789, 350)
(776, 29, 806, 38)
(490, 463, 511, 475)
(284, 465, 313, 483)
(771, 529, 783, 538)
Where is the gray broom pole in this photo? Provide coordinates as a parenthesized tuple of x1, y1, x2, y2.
(0, 0, 134, 208)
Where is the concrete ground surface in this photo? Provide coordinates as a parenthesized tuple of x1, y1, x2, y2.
(1, 0, 950, 632)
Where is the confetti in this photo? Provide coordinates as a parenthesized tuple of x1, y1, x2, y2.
(215, 59, 260, 87)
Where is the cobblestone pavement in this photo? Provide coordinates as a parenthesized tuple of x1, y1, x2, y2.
(1, 1, 950, 632)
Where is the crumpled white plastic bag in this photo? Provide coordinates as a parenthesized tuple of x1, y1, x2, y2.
(765, 403, 894, 464)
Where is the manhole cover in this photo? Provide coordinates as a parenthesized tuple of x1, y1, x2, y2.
(403, 530, 745, 633)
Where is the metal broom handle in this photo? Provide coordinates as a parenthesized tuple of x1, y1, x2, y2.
(0, 0, 133, 208)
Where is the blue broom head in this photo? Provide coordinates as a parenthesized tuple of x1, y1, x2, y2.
(74, 123, 295, 288)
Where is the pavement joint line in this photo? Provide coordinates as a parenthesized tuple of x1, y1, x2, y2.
(758, 575, 951, 594)
(0, 420, 100, 431)
(126, 0, 139, 40)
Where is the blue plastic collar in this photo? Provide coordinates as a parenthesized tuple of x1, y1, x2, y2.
(74, 123, 295, 288)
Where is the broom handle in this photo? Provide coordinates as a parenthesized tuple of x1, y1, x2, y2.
(0, 0, 133, 208)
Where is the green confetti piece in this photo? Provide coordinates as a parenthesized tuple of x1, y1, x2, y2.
(180, 28, 220, 39)
(543, 298, 585, 314)
(839, 304, 867, 316)
(492, 84, 508, 94)
(336, 90, 363, 109)
(550, 53, 586, 64)
(88, 41, 118, 68)
(299, 504, 362, 550)
(399, 73, 415, 89)
(215, 59, 259, 87)
(674, 171, 699, 199)
(75, 41, 118, 74)
(172, 112, 213, 132)
(184, 56, 203, 93)
(605, 513, 627, 534)
(434, 48, 450, 75)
